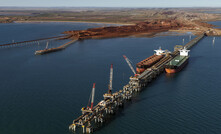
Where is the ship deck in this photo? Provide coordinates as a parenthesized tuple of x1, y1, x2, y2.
(167, 55, 189, 67)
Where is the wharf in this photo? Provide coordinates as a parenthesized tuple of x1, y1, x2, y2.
(184, 34, 205, 49)
(69, 34, 205, 133)
(0, 35, 67, 48)
(35, 39, 77, 55)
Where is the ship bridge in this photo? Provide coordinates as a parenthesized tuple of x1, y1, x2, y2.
(179, 47, 190, 56)
(154, 47, 165, 55)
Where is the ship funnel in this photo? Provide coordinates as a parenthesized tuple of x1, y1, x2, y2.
(179, 47, 190, 56)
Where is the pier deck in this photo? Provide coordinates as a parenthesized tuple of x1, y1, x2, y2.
(35, 39, 77, 55)
(0, 35, 67, 48)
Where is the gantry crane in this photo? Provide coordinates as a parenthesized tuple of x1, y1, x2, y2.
(103, 64, 114, 99)
(81, 83, 96, 113)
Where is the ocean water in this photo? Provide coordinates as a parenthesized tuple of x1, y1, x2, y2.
(208, 21, 221, 29)
(204, 11, 221, 14)
(0, 22, 221, 134)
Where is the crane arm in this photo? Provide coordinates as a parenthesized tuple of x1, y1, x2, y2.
(91, 83, 95, 109)
(108, 64, 113, 94)
(123, 55, 136, 75)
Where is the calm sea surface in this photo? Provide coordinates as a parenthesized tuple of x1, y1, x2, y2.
(203, 11, 221, 14)
(0, 22, 221, 134)
(208, 21, 221, 29)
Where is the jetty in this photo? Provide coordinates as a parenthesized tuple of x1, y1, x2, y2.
(69, 33, 206, 133)
(35, 39, 77, 55)
(0, 35, 68, 48)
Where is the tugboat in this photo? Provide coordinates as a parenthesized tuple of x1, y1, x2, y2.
(165, 47, 190, 74)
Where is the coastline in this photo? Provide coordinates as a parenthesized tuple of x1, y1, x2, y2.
(169, 30, 200, 35)
(9, 20, 202, 39)
(132, 30, 195, 38)
(15, 20, 208, 38)
(13, 20, 215, 37)
(14, 20, 134, 25)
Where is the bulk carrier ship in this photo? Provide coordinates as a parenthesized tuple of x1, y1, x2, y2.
(136, 47, 165, 74)
(165, 47, 190, 73)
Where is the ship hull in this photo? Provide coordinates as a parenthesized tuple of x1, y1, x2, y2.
(165, 68, 177, 74)
(136, 55, 164, 74)
(165, 57, 188, 74)
(136, 68, 146, 74)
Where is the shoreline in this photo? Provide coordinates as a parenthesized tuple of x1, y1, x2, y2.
(14, 20, 134, 25)
(131, 30, 196, 38)
(6, 20, 203, 39)
(11, 20, 219, 37)
(9, 18, 221, 26)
